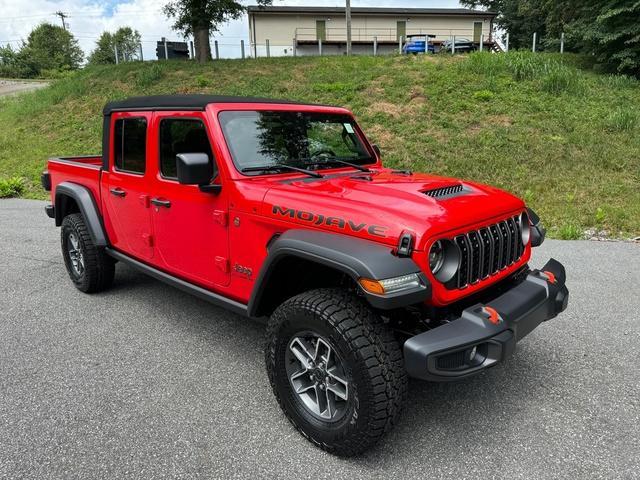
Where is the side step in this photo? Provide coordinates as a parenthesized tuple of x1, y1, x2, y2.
(105, 248, 250, 317)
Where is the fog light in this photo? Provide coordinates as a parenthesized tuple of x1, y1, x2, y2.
(468, 345, 477, 363)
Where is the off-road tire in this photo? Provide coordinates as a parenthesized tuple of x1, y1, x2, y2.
(265, 288, 408, 456)
(61, 213, 115, 293)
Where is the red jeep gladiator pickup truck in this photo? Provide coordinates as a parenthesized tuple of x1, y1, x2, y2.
(42, 95, 569, 456)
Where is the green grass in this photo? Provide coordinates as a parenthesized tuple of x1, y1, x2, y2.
(0, 176, 24, 197)
(0, 51, 638, 238)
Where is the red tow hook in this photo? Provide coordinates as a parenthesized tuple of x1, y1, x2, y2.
(483, 306, 502, 325)
(541, 270, 557, 284)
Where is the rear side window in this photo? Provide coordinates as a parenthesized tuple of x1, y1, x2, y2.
(113, 118, 147, 174)
(159, 118, 214, 179)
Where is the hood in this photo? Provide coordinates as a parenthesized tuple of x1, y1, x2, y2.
(260, 169, 525, 250)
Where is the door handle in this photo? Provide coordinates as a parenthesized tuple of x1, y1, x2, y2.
(109, 187, 126, 197)
(150, 198, 171, 208)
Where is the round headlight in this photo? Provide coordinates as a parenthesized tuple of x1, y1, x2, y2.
(429, 240, 445, 274)
(519, 211, 531, 245)
(429, 239, 460, 283)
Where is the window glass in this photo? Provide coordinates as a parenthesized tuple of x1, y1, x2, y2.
(159, 118, 214, 178)
(114, 118, 147, 174)
(218, 111, 372, 173)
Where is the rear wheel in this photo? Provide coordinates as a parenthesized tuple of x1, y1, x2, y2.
(265, 288, 407, 456)
(61, 213, 115, 293)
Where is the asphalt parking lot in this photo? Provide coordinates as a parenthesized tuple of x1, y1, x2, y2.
(0, 198, 638, 479)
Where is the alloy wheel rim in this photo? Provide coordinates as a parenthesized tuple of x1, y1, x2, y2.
(67, 232, 85, 276)
(285, 333, 350, 421)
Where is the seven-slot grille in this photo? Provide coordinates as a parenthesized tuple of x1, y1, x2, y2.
(423, 184, 464, 198)
(450, 214, 526, 289)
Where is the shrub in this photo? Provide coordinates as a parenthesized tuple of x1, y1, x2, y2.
(0, 177, 25, 198)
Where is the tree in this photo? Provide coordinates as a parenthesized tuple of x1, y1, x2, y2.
(462, 0, 640, 75)
(89, 27, 142, 65)
(17, 23, 83, 76)
(163, 0, 272, 62)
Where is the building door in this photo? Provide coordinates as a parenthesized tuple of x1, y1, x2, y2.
(316, 20, 326, 41)
(473, 21, 483, 43)
(397, 21, 406, 41)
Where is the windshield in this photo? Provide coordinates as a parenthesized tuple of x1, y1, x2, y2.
(218, 110, 374, 174)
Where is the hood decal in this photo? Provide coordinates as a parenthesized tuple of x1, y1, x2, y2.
(272, 205, 389, 238)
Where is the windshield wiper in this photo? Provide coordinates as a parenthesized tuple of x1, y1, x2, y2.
(241, 164, 323, 178)
(303, 157, 372, 173)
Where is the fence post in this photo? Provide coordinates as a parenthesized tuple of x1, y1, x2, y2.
(214, 40, 219, 60)
(373, 36, 377, 56)
(293, 38, 297, 57)
(479, 34, 484, 52)
(532, 32, 537, 52)
(560, 32, 565, 54)
(114, 44, 119, 64)
(138, 43, 143, 61)
(451, 35, 455, 54)
(266, 39, 270, 58)
(189, 40, 194, 59)
(505, 33, 509, 52)
(241, 40, 245, 59)
(318, 38, 322, 56)
(164, 39, 168, 60)
(398, 35, 403, 54)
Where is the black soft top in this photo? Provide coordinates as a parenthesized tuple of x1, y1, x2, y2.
(103, 94, 317, 115)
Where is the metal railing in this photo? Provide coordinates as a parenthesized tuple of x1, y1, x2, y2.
(294, 26, 491, 44)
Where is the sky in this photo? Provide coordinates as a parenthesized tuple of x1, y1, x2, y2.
(0, 0, 463, 61)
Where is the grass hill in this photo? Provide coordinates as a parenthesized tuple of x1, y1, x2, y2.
(0, 52, 638, 239)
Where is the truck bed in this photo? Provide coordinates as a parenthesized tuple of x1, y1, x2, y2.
(47, 155, 103, 207)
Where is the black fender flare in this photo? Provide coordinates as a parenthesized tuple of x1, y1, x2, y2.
(247, 229, 430, 317)
(54, 182, 108, 247)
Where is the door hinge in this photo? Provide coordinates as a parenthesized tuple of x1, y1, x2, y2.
(139, 194, 150, 208)
(142, 233, 154, 247)
(213, 210, 228, 227)
(215, 256, 229, 273)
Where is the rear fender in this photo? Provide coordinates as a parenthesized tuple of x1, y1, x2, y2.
(54, 182, 108, 247)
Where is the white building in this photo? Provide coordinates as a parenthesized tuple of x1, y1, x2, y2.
(247, 5, 497, 57)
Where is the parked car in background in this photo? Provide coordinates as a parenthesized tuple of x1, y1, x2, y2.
(402, 34, 436, 54)
(441, 37, 475, 53)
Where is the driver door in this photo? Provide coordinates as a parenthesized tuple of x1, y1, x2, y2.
(148, 111, 230, 288)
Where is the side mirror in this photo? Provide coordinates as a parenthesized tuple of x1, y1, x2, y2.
(372, 144, 381, 157)
(176, 153, 221, 194)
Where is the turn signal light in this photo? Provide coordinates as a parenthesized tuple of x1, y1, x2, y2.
(358, 278, 385, 295)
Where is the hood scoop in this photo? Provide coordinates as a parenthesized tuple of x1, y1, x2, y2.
(422, 183, 467, 199)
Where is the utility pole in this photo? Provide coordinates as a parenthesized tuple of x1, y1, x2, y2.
(345, 0, 352, 56)
(54, 11, 68, 30)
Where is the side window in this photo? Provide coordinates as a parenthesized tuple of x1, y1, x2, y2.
(159, 118, 215, 179)
(114, 117, 147, 174)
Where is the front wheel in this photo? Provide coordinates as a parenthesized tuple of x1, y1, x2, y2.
(265, 288, 407, 456)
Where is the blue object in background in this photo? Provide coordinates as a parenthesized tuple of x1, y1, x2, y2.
(402, 35, 436, 54)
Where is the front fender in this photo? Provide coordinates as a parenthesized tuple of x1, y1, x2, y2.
(248, 229, 430, 317)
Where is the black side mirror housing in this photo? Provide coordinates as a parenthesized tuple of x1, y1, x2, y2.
(372, 144, 381, 157)
(176, 153, 221, 193)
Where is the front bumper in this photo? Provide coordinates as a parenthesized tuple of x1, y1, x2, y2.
(404, 258, 569, 381)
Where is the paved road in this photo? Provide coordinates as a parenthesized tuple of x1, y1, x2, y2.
(0, 199, 638, 479)
(0, 80, 48, 97)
